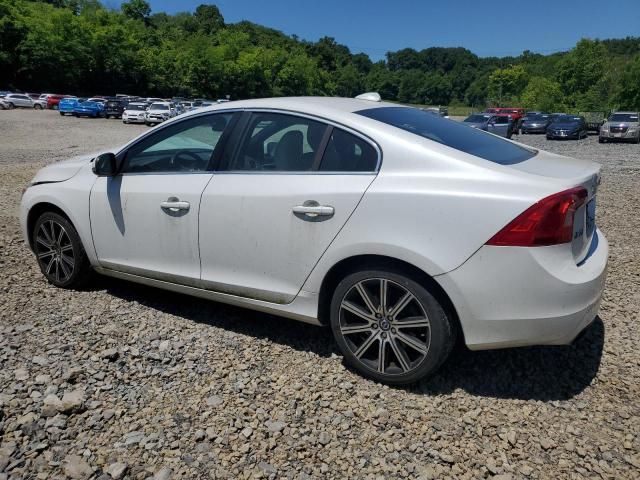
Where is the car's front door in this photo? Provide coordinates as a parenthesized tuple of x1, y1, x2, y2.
(199, 111, 380, 304)
(90, 112, 236, 283)
(487, 116, 510, 137)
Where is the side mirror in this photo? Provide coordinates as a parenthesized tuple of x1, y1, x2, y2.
(93, 152, 120, 176)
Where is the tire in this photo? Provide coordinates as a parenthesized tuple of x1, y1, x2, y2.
(59, 111, 64, 116)
(123, 120, 128, 124)
(7, 102, 14, 109)
(34, 104, 42, 110)
(329, 268, 455, 385)
(32, 212, 92, 289)
(599, 138, 605, 143)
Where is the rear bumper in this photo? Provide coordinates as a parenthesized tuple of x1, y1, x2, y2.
(436, 229, 608, 350)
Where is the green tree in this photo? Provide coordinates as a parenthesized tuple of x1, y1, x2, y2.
(121, 0, 150, 21)
(615, 55, 640, 109)
(521, 77, 564, 111)
(487, 64, 527, 105)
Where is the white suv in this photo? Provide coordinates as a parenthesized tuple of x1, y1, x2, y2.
(145, 102, 175, 126)
(4, 94, 35, 109)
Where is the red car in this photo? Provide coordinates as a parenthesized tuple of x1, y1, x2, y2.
(486, 107, 525, 130)
(46, 94, 70, 110)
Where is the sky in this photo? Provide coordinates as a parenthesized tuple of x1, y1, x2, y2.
(109, 0, 640, 60)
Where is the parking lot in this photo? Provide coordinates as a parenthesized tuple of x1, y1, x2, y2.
(1, 109, 639, 479)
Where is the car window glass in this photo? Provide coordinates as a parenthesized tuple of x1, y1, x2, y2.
(319, 128, 378, 172)
(123, 113, 233, 173)
(357, 107, 536, 165)
(232, 113, 327, 172)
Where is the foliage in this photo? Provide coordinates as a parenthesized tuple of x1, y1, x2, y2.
(1, 1, 639, 112)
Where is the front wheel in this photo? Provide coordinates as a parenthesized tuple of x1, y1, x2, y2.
(330, 269, 455, 385)
(34, 104, 43, 110)
(32, 212, 92, 289)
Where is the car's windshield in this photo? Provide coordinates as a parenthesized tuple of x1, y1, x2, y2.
(527, 115, 549, 121)
(609, 113, 638, 122)
(464, 115, 490, 123)
(357, 107, 536, 165)
(554, 115, 581, 123)
(127, 104, 146, 111)
(150, 103, 169, 110)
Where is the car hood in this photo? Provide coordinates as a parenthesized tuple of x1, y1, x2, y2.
(31, 149, 114, 183)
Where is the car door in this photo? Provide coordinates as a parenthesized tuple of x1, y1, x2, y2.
(199, 111, 380, 304)
(487, 116, 509, 137)
(90, 111, 237, 284)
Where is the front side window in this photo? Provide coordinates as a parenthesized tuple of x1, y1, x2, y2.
(122, 113, 234, 173)
(357, 107, 536, 165)
(231, 113, 328, 172)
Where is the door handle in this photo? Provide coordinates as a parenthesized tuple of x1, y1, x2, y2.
(292, 201, 334, 219)
(160, 198, 190, 212)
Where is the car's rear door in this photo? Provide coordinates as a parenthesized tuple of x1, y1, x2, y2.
(89, 111, 237, 283)
(199, 111, 380, 304)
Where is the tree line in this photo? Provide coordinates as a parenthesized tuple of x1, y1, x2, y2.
(1, 0, 639, 111)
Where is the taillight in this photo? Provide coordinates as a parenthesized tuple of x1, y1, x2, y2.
(487, 187, 588, 247)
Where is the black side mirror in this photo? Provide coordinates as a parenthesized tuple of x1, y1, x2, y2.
(93, 152, 120, 176)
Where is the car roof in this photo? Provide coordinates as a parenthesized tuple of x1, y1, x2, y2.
(611, 111, 639, 115)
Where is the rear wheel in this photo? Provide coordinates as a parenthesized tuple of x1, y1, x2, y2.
(32, 212, 92, 289)
(34, 104, 43, 110)
(330, 269, 455, 385)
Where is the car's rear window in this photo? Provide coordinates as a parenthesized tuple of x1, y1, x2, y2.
(356, 107, 536, 165)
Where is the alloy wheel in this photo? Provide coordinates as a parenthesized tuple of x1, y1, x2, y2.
(338, 278, 431, 376)
(34, 219, 75, 283)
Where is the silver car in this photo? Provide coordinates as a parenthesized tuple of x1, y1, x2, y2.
(3, 93, 35, 109)
(599, 112, 640, 144)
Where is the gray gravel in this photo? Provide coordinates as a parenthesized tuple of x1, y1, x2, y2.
(1, 109, 639, 479)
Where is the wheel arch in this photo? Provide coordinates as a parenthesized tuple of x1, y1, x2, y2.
(316, 254, 463, 342)
(26, 202, 72, 250)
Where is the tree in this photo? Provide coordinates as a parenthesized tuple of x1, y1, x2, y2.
(193, 4, 224, 35)
(615, 55, 640, 109)
(121, 0, 150, 21)
(487, 64, 528, 105)
(556, 39, 607, 108)
(521, 77, 564, 111)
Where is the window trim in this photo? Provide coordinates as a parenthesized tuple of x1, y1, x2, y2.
(220, 108, 382, 175)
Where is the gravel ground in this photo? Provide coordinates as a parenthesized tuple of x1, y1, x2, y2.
(1, 109, 639, 480)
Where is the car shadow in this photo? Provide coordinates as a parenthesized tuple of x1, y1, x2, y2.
(96, 277, 604, 402)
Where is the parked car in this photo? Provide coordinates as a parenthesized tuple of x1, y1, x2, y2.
(4, 93, 35, 109)
(19, 95, 608, 385)
(520, 113, 552, 134)
(59, 97, 85, 116)
(485, 107, 525, 130)
(73, 100, 105, 118)
(463, 113, 514, 138)
(46, 95, 67, 110)
(145, 102, 175, 125)
(105, 99, 127, 119)
(122, 102, 148, 124)
(546, 115, 588, 140)
(599, 112, 640, 143)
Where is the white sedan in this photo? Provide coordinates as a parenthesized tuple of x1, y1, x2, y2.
(20, 95, 608, 385)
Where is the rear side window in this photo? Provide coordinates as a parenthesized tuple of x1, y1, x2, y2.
(357, 107, 536, 165)
(319, 128, 378, 172)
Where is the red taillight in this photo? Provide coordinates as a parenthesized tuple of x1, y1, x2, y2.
(487, 187, 588, 247)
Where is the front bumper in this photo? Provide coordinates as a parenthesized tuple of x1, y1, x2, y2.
(547, 131, 580, 139)
(436, 229, 608, 350)
(521, 125, 547, 134)
(123, 115, 146, 123)
(74, 109, 100, 117)
(146, 115, 168, 124)
(599, 131, 639, 141)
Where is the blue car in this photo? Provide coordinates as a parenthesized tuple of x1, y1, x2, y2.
(74, 100, 105, 118)
(58, 97, 85, 116)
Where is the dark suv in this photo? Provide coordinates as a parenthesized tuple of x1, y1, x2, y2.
(105, 99, 127, 119)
